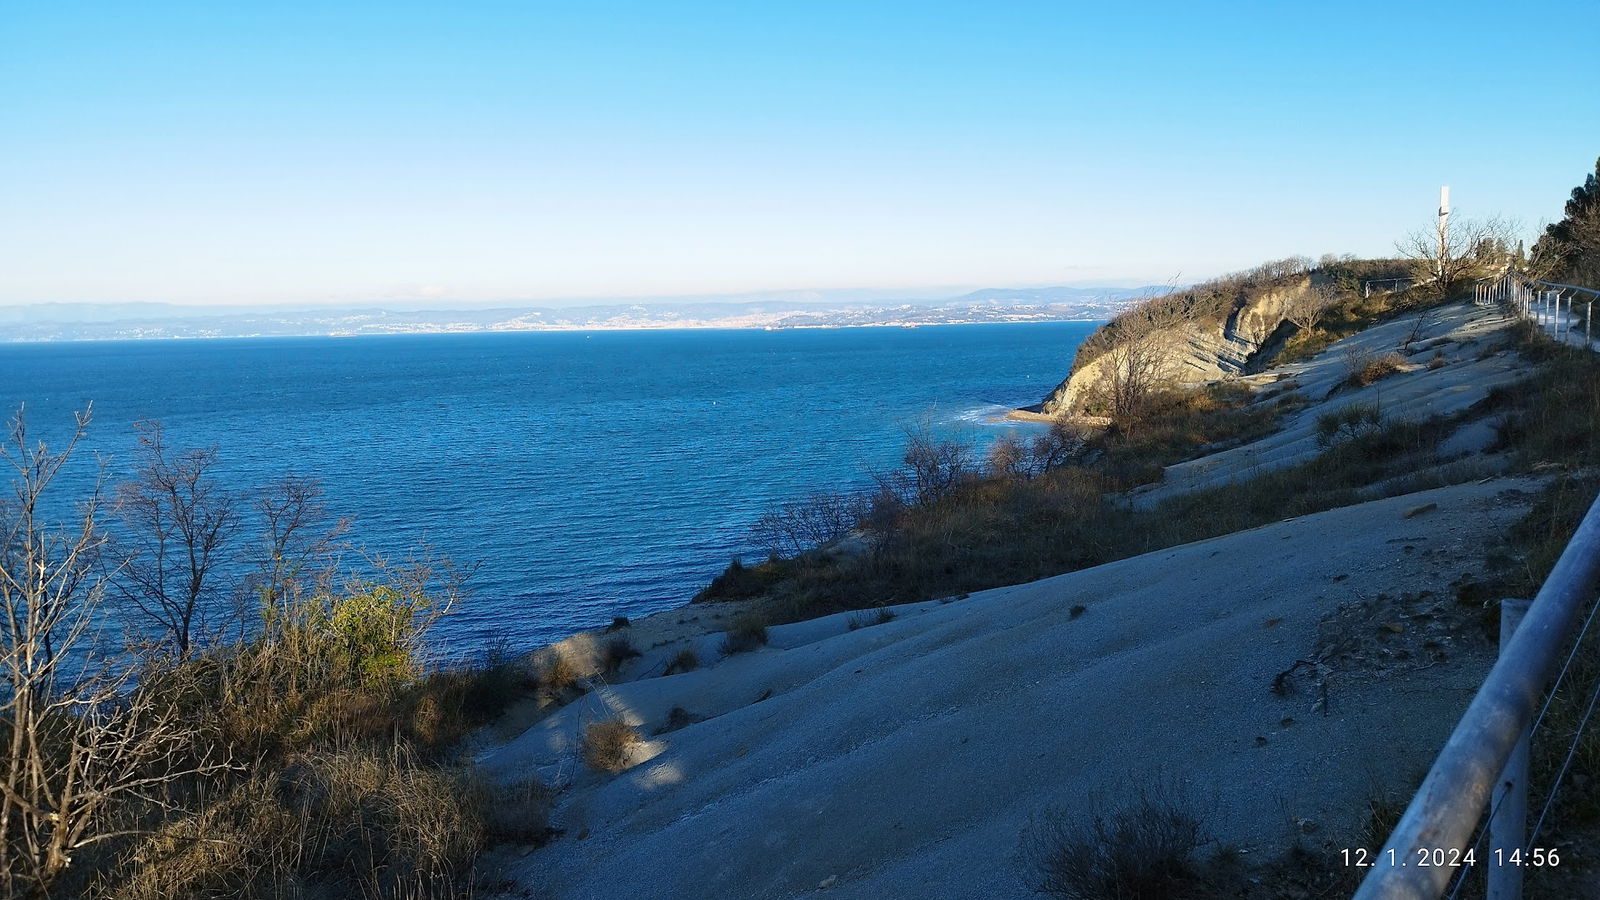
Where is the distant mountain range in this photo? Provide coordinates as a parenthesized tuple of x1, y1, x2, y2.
(0, 286, 1162, 343)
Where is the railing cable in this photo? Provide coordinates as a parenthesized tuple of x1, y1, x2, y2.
(1440, 590, 1600, 898)
(1527, 655, 1600, 846)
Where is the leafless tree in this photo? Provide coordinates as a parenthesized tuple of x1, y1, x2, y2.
(1283, 285, 1337, 334)
(0, 407, 222, 897)
(111, 421, 238, 658)
(1100, 298, 1192, 424)
(1397, 215, 1519, 294)
(242, 474, 349, 626)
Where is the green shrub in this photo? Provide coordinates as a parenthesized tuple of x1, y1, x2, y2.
(694, 557, 788, 603)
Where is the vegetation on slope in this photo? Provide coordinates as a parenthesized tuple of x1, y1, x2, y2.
(0, 413, 541, 899)
(701, 266, 1477, 624)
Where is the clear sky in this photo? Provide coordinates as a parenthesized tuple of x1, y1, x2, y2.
(3, 1, 1597, 307)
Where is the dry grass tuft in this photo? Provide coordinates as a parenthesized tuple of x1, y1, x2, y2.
(721, 612, 770, 654)
(848, 607, 897, 630)
(1345, 351, 1407, 388)
(581, 719, 643, 773)
(664, 647, 700, 675)
(1022, 782, 1209, 899)
(539, 653, 583, 695)
(474, 776, 557, 845)
(601, 635, 641, 674)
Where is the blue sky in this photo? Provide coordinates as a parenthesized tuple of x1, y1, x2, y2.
(2, 1, 1596, 306)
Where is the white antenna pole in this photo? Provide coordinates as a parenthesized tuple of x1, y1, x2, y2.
(1436, 186, 1451, 280)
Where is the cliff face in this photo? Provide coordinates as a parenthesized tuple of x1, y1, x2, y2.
(1040, 276, 1312, 416)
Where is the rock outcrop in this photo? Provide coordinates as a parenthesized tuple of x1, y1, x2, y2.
(1040, 276, 1314, 415)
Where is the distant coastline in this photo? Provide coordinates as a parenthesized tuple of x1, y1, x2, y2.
(0, 315, 1118, 345)
(0, 285, 1157, 344)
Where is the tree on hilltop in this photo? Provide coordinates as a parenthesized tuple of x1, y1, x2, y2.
(1531, 157, 1600, 288)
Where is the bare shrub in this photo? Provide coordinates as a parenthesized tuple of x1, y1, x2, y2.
(244, 474, 349, 629)
(1027, 418, 1091, 473)
(1284, 284, 1337, 334)
(1100, 299, 1192, 424)
(1398, 308, 1435, 353)
(1397, 213, 1520, 294)
(754, 489, 869, 557)
(875, 426, 974, 505)
(1022, 782, 1208, 899)
(581, 720, 642, 773)
(987, 433, 1029, 479)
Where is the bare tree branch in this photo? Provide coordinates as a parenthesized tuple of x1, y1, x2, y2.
(110, 421, 239, 658)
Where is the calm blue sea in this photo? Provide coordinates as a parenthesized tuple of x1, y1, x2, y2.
(0, 322, 1094, 653)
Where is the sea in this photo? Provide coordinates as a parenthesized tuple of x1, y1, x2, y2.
(0, 322, 1095, 655)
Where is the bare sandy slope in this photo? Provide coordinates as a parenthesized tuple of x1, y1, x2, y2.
(485, 476, 1539, 899)
(1130, 301, 1524, 508)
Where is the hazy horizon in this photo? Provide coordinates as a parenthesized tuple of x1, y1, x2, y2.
(6, 2, 1597, 308)
(0, 279, 1168, 312)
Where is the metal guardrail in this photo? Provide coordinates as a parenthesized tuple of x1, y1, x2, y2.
(1476, 272, 1600, 348)
(1365, 277, 1416, 298)
(1356, 272, 1600, 899)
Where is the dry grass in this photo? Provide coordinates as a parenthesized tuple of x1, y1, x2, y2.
(721, 611, 770, 654)
(581, 719, 643, 773)
(476, 776, 557, 845)
(102, 746, 516, 900)
(664, 647, 700, 675)
(601, 635, 641, 674)
(1315, 401, 1383, 448)
(539, 653, 583, 696)
(1343, 350, 1407, 388)
(1022, 782, 1212, 899)
(848, 607, 897, 630)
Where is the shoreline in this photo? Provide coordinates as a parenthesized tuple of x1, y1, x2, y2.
(1003, 403, 1054, 423)
(1003, 403, 1113, 429)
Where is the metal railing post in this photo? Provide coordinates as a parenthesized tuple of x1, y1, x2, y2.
(1488, 597, 1532, 900)
(1354, 492, 1600, 899)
